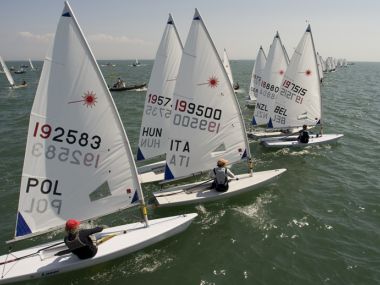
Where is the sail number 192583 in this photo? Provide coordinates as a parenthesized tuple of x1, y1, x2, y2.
(33, 122, 101, 150)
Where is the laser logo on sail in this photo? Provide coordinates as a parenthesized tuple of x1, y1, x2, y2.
(68, 91, 98, 108)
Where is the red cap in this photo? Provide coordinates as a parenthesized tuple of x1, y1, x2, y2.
(65, 219, 80, 231)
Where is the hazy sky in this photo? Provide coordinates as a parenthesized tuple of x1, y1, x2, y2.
(1, 0, 379, 61)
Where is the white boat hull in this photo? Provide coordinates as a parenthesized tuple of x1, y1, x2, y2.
(0, 214, 197, 284)
(153, 169, 286, 207)
(261, 134, 344, 148)
(245, 99, 256, 108)
(10, 84, 28, 90)
(137, 160, 166, 183)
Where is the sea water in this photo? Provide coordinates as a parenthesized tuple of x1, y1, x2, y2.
(0, 60, 379, 285)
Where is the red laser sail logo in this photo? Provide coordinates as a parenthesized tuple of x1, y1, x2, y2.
(68, 91, 98, 108)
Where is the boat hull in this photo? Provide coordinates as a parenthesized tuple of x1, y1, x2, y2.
(137, 160, 166, 183)
(245, 99, 256, 108)
(154, 169, 286, 207)
(0, 214, 197, 284)
(261, 134, 344, 148)
(109, 83, 146, 91)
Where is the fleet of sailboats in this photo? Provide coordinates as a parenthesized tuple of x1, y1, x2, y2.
(0, 3, 196, 283)
(260, 25, 344, 147)
(152, 9, 286, 207)
(0, 2, 346, 283)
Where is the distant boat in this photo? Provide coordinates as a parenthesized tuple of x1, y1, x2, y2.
(109, 82, 147, 91)
(246, 46, 267, 108)
(0, 56, 27, 89)
(29, 58, 36, 71)
(14, 68, 26, 74)
(132, 59, 141, 67)
(222, 49, 239, 91)
(261, 25, 344, 148)
(0, 2, 196, 283)
(100, 62, 116, 67)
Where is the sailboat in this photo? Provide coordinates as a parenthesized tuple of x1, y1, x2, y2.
(152, 9, 286, 207)
(29, 58, 36, 71)
(0, 56, 27, 89)
(317, 53, 324, 82)
(0, 3, 197, 283)
(132, 59, 141, 67)
(222, 48, 239, 90)
(261, 25, 343, 148)
(247, 31, 290, 139)
(246, 46, 267, 108)
(137, 14, 183, 184)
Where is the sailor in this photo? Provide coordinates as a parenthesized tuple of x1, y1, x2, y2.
(298, 124, 310, 143)
(113, 77, 122, 88)
(210, 158, 237, 192)
(64, 219, 103, 259)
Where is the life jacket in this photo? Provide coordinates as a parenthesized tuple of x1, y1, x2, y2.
(64, 233, 87, 251)
(299, 130, 309, 143)
(213, 168, 229, 192)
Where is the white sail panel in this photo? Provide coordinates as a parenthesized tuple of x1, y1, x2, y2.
(29, 58, 36, 71)
(0, 56, 15, 86)
(164, 9, 249, 180)
(222, 49, 234, 87)
(317, 52, 323, 81)
(248, 46, 267, 101)
(271, 25, 321, 129)
(253, 32, 288, 126)
(137, 14, 183, 161)
(16, 2, 141, 238)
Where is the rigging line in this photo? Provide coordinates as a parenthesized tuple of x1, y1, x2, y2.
(0, 241, 65, 266)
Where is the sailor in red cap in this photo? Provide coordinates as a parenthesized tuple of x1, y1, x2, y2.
(64, 219, 103, 259)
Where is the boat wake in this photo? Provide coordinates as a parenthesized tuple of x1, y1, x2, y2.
(232, 192, 277, 231)
(196, 205, 226, 230)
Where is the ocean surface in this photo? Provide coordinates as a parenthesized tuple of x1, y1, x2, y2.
(0, 60, 379, 285)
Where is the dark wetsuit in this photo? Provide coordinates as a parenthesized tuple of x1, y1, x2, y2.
(64, 226, 103, 259)
(298, 130, 310, 143)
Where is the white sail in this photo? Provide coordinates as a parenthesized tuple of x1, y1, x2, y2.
(320, 55, 327, 72)
(248, 46, 267, 101)
(252, 32, 288, 127)
(15, 2, 143, 239)
(29, 58, 36, 71)
(164, 9, 249, 180)
(317, 52, 324, 81)
(137, 14, 183, 161)
(222, 48, 234, 87)
(283, 44, 290, 65)
(0, 56, 15, 86)
(271, 25, 321, 129)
